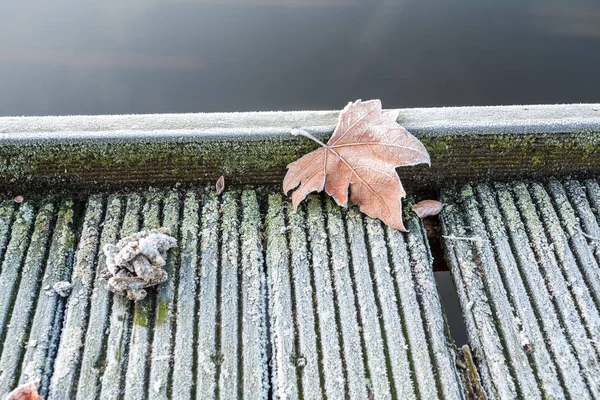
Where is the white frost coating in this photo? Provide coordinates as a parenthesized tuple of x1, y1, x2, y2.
(494, 184, 591, 399)
(325, 200, 368, 399)
(345, 207, 392, 400)
(511, 182, 600, 396)
(2, 104, 599, 140)
(148, 190, 181, 400)
(172, 191, 200, 400)
(0, 202, 35, 346)
(0, 200, 15, 267)
(440, 223, 494, 399)
(556, 181, 600, 311)
(287, 204, 322, 400)
(0, 202, 54, 398)
(440, 200, 516, 399)
(365, 217, 416, 400)
(124, 192, 163, 400)
(306, 196, 345, 400)
(76, 196, 123, 400)
(405, 213, 465, 400)
(49, 195, 104, 400)
(386, 226, 439, 400)
(535, 182, 600, 355)
(266, 194, 299, 400)
(476, 184, 564, 399)
(18, 201, 76, 398)
(99, 194, 143, 400)
(240, 190, 268, 400)
(585, 180, 600, 236)
(459, 185, 542, 398)
(218, 191, 240, 400)
(196, 189, 219, 399)
(102, 223, 176, 302)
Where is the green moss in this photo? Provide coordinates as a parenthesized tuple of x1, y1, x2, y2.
(419, 135, 457, 155)
(156, 300, 169, 325)
(490, 136, 535, 152)
(134, 306, 150, 327)
(530, 153, 545, 167)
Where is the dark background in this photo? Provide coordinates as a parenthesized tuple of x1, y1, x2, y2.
(1, 0, 599, 117)
(2, 0, 600, 345)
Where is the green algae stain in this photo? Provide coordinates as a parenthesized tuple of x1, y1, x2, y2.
(134, 307, 150, 328)
(156, 301, 170, 325)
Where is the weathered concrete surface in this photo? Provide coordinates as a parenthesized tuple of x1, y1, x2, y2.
(0, 104, 599, 192)
(441, 178, 600, 399)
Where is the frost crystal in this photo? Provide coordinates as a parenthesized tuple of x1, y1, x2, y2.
(101, 227, 177, 301)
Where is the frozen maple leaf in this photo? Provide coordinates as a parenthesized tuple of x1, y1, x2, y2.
(215, 175, 225, 195)
(412, 200, 443, 218)
(6, 381, 43, 400)
(283, 99, 430, 231)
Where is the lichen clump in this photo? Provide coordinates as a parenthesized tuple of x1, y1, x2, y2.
(101, 227, 177, 301)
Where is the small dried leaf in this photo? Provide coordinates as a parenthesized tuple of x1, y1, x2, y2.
(216, 176, 225, 195)
(6, 381, 43, 400)
(283, 99, 430, 231)
(14, 195, 24, 203)
(412, 200, 443, 218)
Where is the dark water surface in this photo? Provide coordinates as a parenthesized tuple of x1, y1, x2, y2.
(1, 0, 599, 117)
(2, 0, 599, 345)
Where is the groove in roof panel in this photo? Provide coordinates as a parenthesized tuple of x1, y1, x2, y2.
(76, 195, 123, 400)
(196, 189, 220, 398)
(18, 199, 77, 398)
(0, 201, 55, 398)
(239, 190, 268, 400)
(305, 196, 345, 400)
(124, 190, 163, 400)
(324, 198, 369, 400)
(511, 182, 600, 396)
(0, 202, 36, 350)
(494, 183, 591, 399)
(456, 185, 541, 398)
(345, 207, 394, 400)
(148, 190, 181, 399)
(172, 191, 200, 400)
(440, 191, 517, 399)
(287, 202, 322, 400)
(385, 225, 439, 400)
(49, 195, 105, 400)
(365, 216, 416, 399)
(265, 193, 299, 399)
(218, 190, 240, 399)
(404, 211, 465, 400)
(100, 194, 142, 400)
(475, 183, 564, 399)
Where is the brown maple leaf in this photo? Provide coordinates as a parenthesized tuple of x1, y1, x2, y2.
(215, 175, 225, 195)
(412, 200, 443, 218)
(6, 381, 43, 400)
(283, 99, 430, 231)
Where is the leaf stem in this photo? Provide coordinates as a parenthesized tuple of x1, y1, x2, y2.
(290, 129, 328, 148)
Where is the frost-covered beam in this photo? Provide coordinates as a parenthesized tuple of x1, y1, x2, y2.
(0, 104, 598, 191)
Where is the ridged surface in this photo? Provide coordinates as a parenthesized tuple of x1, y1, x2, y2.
(0, 188, 463, 399)
(266, 194, 464, 400)
(441, 179, 600, 399)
